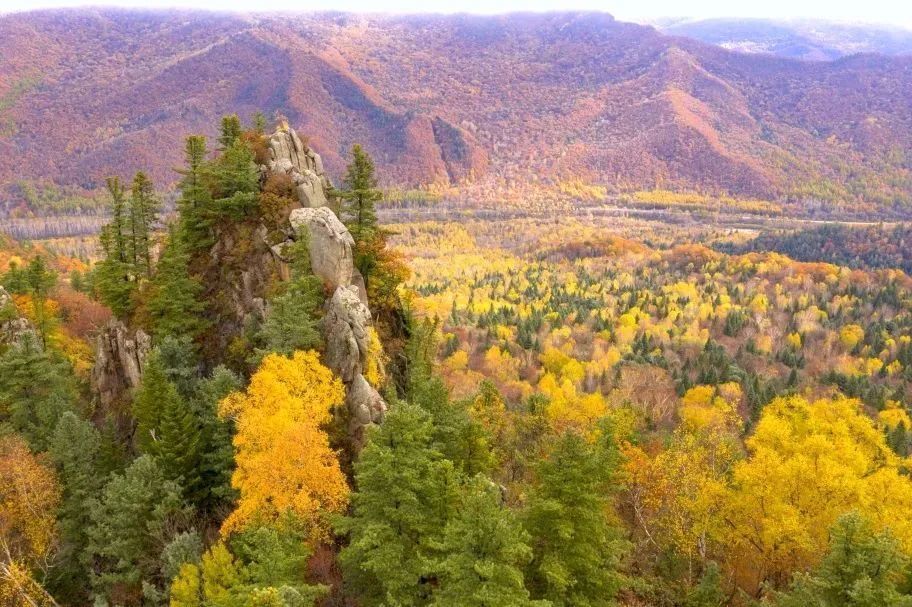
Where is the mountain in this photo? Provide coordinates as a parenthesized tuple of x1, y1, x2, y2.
(1, 9, 911, 215)
(658, 18, 912, 61)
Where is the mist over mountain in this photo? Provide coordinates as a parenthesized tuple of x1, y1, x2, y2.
(658, 18, 912, 61)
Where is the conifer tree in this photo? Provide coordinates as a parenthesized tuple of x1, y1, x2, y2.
(776, 513, 912, 607)
(96, 177, 137, 318)
(213, 139, 258, 219)
(218, 114, 243, 150)
(195, 365, 241, 511)
(522, 430, 627, 607)
(128, 171, 159, 277)
(433, 476, 545, 607)
(338, 144, 381, 243)
(252, 237, 322, 363)
(132, 352, 178, 453)
(338, 402, 459, 606)
(86, 455, 191, 604)
(0, 335, 78, 451)
(48, 412, 108, 598)
(145, 228, 208, 342)
(176, 135, 213, 252)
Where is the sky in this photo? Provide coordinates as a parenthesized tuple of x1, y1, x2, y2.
(2, 0, 911, 27)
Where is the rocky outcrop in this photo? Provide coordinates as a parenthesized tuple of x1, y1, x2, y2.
(276, 125, 388, 441)
(92, 319, 151, 407)
(0, 286, 38, 348)
(267, 122, 331, 209)
(289, 207, 355, 293)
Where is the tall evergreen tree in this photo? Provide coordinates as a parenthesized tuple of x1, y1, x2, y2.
(86, 455, 191, 605)
(252, 237, 322, 363)
(213, 139, 258, 219)
(132, 353, 178, 453)
(0, 334, 78, 451)
(522, 430, 627, 607)
(433, 476, 546, 607)
(95, 177, 137, 318)
(338, 402, 459, 606)
(47, 412, 109, 600)
(145, 228, 208, 342)
(128, 171, 159, 277)
(338, 144, 381, 243)
(176, 135, 214, 252)
(218, 114, 243, 150)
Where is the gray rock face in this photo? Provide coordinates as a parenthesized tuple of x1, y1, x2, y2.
(0, 287, 38, 347)
(347, 374, 386, 426)
(289, 207, 355, 293)
(92, 319, 151, 407)
(267, 124, 330, 208)
(323, 286, 371, 383)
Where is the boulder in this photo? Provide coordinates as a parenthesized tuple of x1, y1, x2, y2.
(322, 286, 371, 383)
(266, 124, 331, 209)
(92, 319, 151, 407)
(289, 207, 354, 292)
(347, 373, 387, 427)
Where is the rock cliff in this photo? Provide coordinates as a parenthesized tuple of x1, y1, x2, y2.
(92, 319, 151, 407)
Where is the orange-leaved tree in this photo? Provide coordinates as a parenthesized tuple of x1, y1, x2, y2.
(218, 351, 349, 542)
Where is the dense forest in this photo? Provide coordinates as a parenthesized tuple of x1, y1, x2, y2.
(720, 222, 912, 274)
(4, 115, 912, 607)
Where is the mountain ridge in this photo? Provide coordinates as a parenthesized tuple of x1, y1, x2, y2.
(1, 9, 911, 215)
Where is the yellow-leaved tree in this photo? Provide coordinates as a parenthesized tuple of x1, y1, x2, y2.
(724, 395, 912, 594)
(0, 435, 61, 607)
(218, 351, 349, 541)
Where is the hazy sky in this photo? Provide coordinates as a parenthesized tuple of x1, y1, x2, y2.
(2, 0, 911, 27)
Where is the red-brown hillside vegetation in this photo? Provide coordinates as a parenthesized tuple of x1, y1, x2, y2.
(1, 10, 910, 213)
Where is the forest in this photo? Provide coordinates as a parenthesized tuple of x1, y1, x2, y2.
(3, 115, 912, 607)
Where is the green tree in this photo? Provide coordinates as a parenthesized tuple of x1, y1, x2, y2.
(433, 476, 546, 607)
(145, 228, 208, 342)
(683, 562, 727, 607)
(195, 365, 241, 512)
(338, 402, 459, 606)
(523, 430, 627, 607)
(219, 114, 243, 150)
(128, 171, 160, 277)
(47, 412, 110, 602)
(0, 334, 78, 451)
(213, 139, 258, 219)
(338, 144, 381, 242)
(132, 352, 179, 453)
(87, 455, 191, 605)
(177, 135, 214, 252)
(252, 237, 322, 363)
(776, 513, 912, 607)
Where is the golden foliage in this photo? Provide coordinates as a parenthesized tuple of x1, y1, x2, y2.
(219, 351, 349, 541)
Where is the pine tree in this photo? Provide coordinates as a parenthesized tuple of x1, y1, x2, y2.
(252, 237, 323, 363)
(24, 255, 57, 346)
(87, 455, 191, 604)
(338, 144, 381, 242)
(176, 135, 214, 252)
(195, 365, 241, 511)
(47, 412, 108, 600)
(132, 352, 180, 452)
(127, 171, 159, 278)
(213, 139, 258, 219)
(155, 395, 203, 502)
(523, 430, 627, 607)
(338, 402, 459, 606)
(0, 335, 78, 451)
(433, 476, 545, 607)
(145, 228, 208, 342)
(218, 114, 243, 150)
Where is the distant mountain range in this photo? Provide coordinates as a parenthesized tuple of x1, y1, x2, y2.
(658, 18, 912, 61)
(1, 10, 910, 215)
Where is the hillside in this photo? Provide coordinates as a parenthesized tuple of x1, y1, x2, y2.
(1, 9, 912, 215)
(659, 18, 912, 61)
